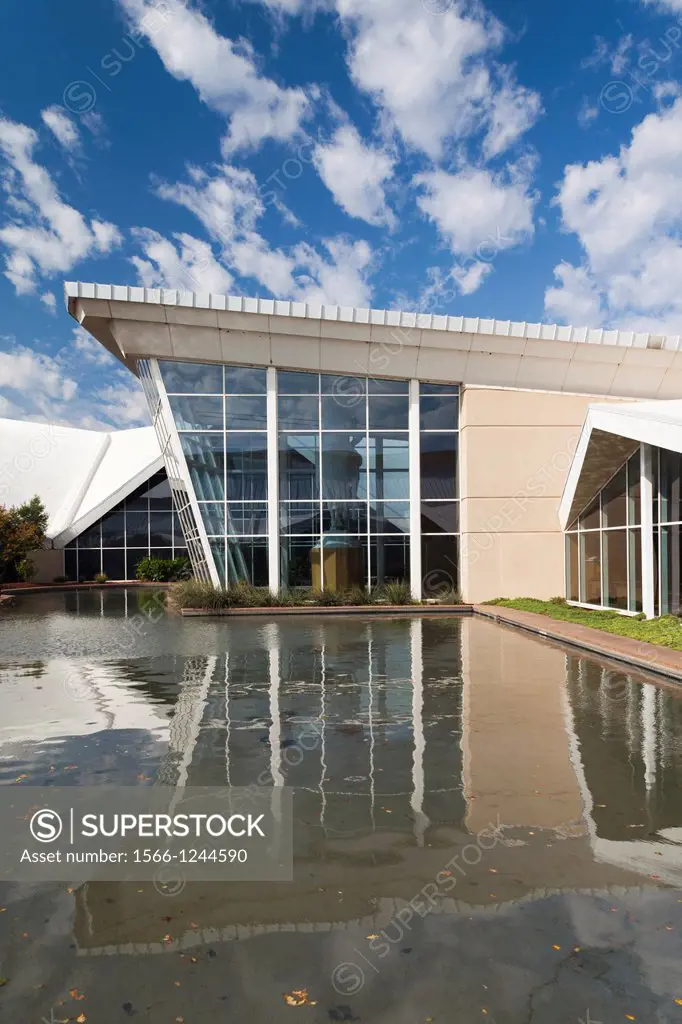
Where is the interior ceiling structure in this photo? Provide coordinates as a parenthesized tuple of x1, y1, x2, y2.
(0, 417, 162, 546)
(560, 399, 682, 528)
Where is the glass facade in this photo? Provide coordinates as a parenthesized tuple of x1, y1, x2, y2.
(139, 360, 461, 595)
(565, 451, 641, 612)
(64, 472, 188, 581)
(566, 445, 682, 616)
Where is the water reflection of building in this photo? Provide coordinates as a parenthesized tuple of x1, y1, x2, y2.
(73, 616, 682, 955)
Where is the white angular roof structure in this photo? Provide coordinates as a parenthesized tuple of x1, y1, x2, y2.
(0, 418, 162, 545)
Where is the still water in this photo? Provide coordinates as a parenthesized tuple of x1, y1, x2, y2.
(1, 589, 682, 1022)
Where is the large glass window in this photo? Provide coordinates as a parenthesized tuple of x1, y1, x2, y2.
(420, 383, 459, 595)
(278, 370, 421, 591)
(64, 471, 186, 581)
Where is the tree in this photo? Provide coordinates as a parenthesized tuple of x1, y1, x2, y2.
(0, 496, 49, 583)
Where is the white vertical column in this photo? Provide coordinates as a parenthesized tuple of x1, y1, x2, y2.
(642, 685, 657, 793)
(641, 443, 655, 619)
(266, 366, 280, 594)
(409, 378, 422, 601)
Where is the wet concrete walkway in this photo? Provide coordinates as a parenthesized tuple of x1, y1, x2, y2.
(475, 604, 682, 684)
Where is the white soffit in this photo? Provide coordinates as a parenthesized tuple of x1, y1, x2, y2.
(0, 417, 162, 544)
(559, 399, 682, 528)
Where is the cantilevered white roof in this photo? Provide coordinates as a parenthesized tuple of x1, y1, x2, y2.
(559, 399, 682, 528)
(65, 281, 682, 401)
(0, 418, 162, 546)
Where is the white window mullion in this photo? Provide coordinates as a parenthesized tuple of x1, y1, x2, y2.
(641, 443, 655, 619)
(409, 379, 422, 601)
(266, 367, 280, 594)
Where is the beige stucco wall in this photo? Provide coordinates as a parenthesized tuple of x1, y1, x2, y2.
(460, 388, 613, 603)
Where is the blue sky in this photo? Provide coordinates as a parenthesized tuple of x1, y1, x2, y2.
(1, 0, 682, 428)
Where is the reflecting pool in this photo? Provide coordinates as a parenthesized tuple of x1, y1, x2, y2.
(1, 589, 682, 1022)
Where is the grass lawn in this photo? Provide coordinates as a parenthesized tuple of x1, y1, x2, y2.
(485, 598, 682, 651)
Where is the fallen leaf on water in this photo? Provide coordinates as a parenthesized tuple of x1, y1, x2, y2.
(162, 934, 173, 943)
(552, 945, 561, 950)
(573, 946, 581, 953)
(0, 907, 5, 913)
(283, 989, 317, 1007)
(174, 981, 181, 987)
(76, 1015, 87, 1024)
(366, 934, 379, 940)
(675, 999, 682, 1005)
(0, 978, 8, 987)
(69, 989, 85, 1001)
(625, 1016, 636, 1021)
(488, 869, 497, 874)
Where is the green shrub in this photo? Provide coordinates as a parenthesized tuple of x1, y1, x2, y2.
(375, 581, 413, 605)
(16, 558, 36, 582)
(549, 596, 567, 605)
(135, 556, 191, 583)
(94, 572, 108, 584)
(431, 586, 462, 605)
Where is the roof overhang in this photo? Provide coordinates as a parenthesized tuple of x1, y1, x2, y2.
(559, 399, 682, 528)
(65, 282, 682, 398)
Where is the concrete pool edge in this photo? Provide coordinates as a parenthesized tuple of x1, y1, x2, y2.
(475, 604, 682, 685)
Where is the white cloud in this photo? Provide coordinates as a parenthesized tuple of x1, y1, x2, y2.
(71, 326, 115, 365)
(578, 98, 599, 129)
(334, 0, 540, 160)
(544, 264, 604, 326)
(546, 95, 682, 330)
(117, 0, 310, 153)
(0, 118, 122, 294)
(292, 237, 373, 307)
(40, 106, 80, 151)
(130, 228, 235, 296)
(313, 125, 395, 227)
(40, 291, 57, 313)
(581, 34, 633, 75)
(414, 165, 535, 292)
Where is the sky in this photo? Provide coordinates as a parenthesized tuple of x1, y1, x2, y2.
(1, 0, 682, 429)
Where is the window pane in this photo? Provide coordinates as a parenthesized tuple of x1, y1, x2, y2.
(279, 434, 319, 500)
(150, 511, 174, 546)
(420, 395, 459, 430)
(420, 434, 457, 499)
(226, 435, 268, 500)
(371, 501, 410, 534)
(421, 501, 459, 534)
(281, 538, 315, 588)
(580, 496, 600, 531)
(102, 549, 126, 580)
(126, 510, 149, 547)
(321, 374, 365, 395)
(278, 395, 319, 430)
(322, 434, 366, 500)
(280, 503, 320, 535)
(420, 382, 459, 395)
(78, 522, 101, 548)
(661, 449, 682, 524)
(101, 510, 125, 547)
(368, 378, 409, 395)
(368, 433, 409, 500)
(147, 476, 173, 509)
(371, 535, 409, 585)
(604, 528, 627, 609)
(225, 396, 266, 430)
(421, 536, 458, 596)
(602, 467, 627, 528)
(78, 549, 101, 580)
(159, 361, 222, 393)
(629, 529, 642, 612)
(368, 395, 409, 429)
(227, 537, 268, 586)
(566, 533, 579, 602)
(226, 502, 268, 535)
(180, 434, 225, 502)
(278, 370, 319, 394)
(224, 366, 267, 394)
(628, 450, 641, 526)
(172, 512, 183, 545)
(321, 394, 366, 430)
(209, 538, 227, 587)
(64, 548, 77, 581)
(196, 503, 223, 537)
(322, 502, 367, 534)
(580, 531, 601, 604)
(169, 395, 224, 431)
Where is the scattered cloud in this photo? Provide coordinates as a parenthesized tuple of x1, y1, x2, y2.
(313, 124, 396, 227)
(546, 95, 682, 330)
(581, 34, 633, 75)
(40, 291, 57, 313)
(334, 0, 541, 161)
(117, 0, 311, 153)
(41, 106, 81, 151)
(130, 228, 235, 295)
(0, 117, 122, 294)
